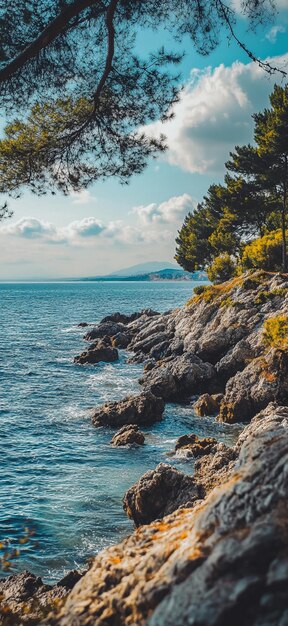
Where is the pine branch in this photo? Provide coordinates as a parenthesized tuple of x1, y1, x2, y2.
(0, 0, 104, 83)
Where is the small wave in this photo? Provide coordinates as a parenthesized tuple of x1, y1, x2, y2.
(61, 326, 83, 334)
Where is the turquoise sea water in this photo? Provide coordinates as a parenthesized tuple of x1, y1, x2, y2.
(0, 281, 241, 583)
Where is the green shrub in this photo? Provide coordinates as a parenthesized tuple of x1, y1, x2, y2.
(263, 315, 288, 350)
(207, 253, 237, 284)
(193, 285, 207, 295)
(242, 230, 285, 272)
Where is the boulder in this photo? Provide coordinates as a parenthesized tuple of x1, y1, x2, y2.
(111, 332, 131, 349)
(77, 322, 89, 327)
(219, 349, 288, 423)
(123, 463, 200, 526)
(0, 569, 82, 624)
(111, 425, 145, 446)
(74, 340, 118, 365)
(193, 393, 223, 417)
(140, 354, 215, 401)
(174, 433, 218, 458)
(101, 309, 159, 325)
(92, 391, 164, 428)
(84, 321, 126, 341)
(215, 339, 255, 380)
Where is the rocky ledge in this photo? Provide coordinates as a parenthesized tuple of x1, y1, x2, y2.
(40, 403, 288, 625)
(81, 271, 288, 424)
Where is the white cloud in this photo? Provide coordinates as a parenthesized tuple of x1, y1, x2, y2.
(146, 54, 288, 174)
(1, 217, 58, 240)
(132, 194, 195, 225)
(0, 203, 180, 247)
(265, 25, 285, 42)
(69, 189, 95, 205)
(63, 217, 104, 238)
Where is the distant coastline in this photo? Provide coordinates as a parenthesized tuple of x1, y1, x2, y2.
(80, 269, 208, 282)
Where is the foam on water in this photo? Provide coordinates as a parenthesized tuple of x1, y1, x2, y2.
(0, 281, 241, 583)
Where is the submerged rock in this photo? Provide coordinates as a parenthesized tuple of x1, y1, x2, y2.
(45, 404, 288, 626)
(74, 340, 118, 365)
(123, 462, 200, 526)
(111, 424, 145, 447)
(92, 391, 164, 428)
(174, 433, 218, 458)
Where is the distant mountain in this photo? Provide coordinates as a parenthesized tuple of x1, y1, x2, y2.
(81, 267, 208, 282)
(107, 261, 179, 277)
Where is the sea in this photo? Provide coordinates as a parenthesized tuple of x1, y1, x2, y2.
(0, 281, 241, 583)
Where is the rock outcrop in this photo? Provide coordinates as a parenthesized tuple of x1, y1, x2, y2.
(193, 393, 223, 416)
(174, 433, 218, 458)
(43, 404, 288, 626)
(0, 569, 82, 625)
(92, 391, 165, 428)
(123, 463, 200, 526)
(111, 425, 145, 447)
(76, 271, 288, 423)
(74, 339, 118, 365)
(219, 349, 288, 423)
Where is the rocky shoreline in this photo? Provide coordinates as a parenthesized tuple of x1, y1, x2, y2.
(1, 271, 288, 625)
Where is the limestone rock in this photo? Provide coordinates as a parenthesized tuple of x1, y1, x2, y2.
(46, 405, 288, 626)
(84, 321, 127, 342)
(174, 433, 218, 458)
(111, 425, 145, 447)
(140, 353, 215, 401)
(193, 393, 222, 416)
(74, 340, 118, 365)
(123, 462, 200, 526)
(101, 309, 159, 325)
(111, 332, 131, 348)
(0, 569, 82, 625)
(92, 391, 164, 428)
(219, 349, 288, 423)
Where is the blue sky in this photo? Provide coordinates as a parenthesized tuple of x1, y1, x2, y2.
(0, 1, 288, 279)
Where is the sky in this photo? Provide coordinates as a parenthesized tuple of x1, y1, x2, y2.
(0, 1, 288, 279)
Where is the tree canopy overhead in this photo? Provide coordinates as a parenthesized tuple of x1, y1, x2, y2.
(0, 0, 285, 195)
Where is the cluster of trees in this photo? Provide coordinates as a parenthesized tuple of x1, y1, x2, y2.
(175, 84, 288, 280)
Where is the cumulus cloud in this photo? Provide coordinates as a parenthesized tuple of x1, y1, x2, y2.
(64, 217, 104, 238)
(146, 54, 288, 174)
(132, 194, 195, 225)
(2, 217, 58, 240)
(0, 192, 191, 247)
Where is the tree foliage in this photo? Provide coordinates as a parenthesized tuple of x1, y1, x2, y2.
(0, 0, 284, 195)
(0, 202, 12, 221)
(176, 84, 288, 279)
(241, 229, 285, 272)
(226, 84, 288, 269)
(207, 253, 237, 284)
